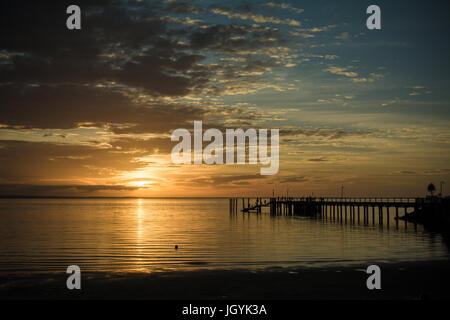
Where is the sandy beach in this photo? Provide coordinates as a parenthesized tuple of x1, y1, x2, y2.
(1, 260, 449, 300)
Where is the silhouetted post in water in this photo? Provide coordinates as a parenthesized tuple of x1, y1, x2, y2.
(362, 206, 364, 223)
(404, 207, 408, 229)
(363, 206, 365, 223)
(372, 206, 375, 225)
(380, 206, 383, 225)
(363, 206, 366, 224)
(386, 207, 389, 226)
(378, 206, 380, 224)
(358, 206, 360, 223)
(395, 207, 399, 229)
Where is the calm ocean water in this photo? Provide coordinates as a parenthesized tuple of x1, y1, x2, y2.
(0, 198, 448, 274)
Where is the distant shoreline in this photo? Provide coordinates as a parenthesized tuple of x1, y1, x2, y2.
(0, 196, 233, 199)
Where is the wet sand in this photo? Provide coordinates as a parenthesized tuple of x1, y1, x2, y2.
(1, 260, 450, 300)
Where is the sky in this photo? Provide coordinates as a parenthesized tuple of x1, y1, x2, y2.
(0, 0, 449, 197)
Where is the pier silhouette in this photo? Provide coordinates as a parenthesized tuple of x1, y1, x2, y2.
(230, 196, 449, 230)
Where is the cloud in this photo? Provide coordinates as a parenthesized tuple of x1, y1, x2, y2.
(264, 2, 304, 14)
(323, 66, 358, 78)
(211, 8, 300, 26)
(334, 32, 349, 40)
(352, 73, 384, 83)
(296, 25, 337, 33)
(408, 86, 430, 97)
(381, 98, 400, 107)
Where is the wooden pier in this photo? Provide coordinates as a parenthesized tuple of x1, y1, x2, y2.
(229, 197, 435, 228)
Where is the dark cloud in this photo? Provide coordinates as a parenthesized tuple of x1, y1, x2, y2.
(0, 184, 140, 197)
(189, 24, 287, 52)
(117, 51, 206, 95)
(1, 1, 288, 97)
(277, 176, 309, 184)
(0, 1, 209, 97)
(0, 84, 206, 133)
(280, 128, 374, 140)
(307, 157, 328, 162)
(0, 0, 294, 135)
(165, 1, 207, 14)
(392, 169, 450, 176)
(180, 174, 267, 186)
(111, 136, 173, 154)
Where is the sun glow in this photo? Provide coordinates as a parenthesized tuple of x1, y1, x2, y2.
(130, 180, 151, 187)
